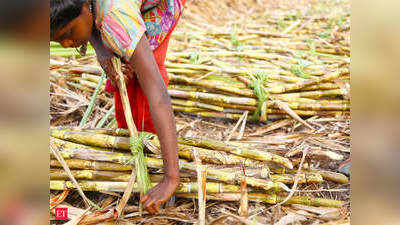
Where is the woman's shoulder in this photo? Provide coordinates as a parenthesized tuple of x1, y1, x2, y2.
(100, 0, 142, 13)
(96, 0, 143, 26)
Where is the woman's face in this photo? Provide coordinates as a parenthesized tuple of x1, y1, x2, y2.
(51, 2, 93, 48)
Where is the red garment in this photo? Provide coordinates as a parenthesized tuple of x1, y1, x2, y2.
(105, 0, 185, 133)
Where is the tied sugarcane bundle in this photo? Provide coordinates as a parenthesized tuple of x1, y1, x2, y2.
(50, 180, 244, 194)
(53, 66, 349, 123)
(49, 127, 293, 169)
(52, 45, 349, 124)
(176, 193, 344, 208)
(50, 158, 345, 184)
(50, 181, 344, 208)
(49, 127, 348, 208)
(50, 167, 324, 185)
(49, 127, 348, 186)
(49, 141, 285, 191)
(49, 160, 345, 208)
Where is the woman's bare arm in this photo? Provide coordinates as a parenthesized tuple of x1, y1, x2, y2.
(129, 35, 180, 214)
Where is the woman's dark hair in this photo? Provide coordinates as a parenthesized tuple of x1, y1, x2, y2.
(50, 0, 87, 35)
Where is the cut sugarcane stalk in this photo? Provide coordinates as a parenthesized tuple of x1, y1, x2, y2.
(176, 193, 345, 208)
(112, 57, 150, 215)
(50, 180, 244, 193)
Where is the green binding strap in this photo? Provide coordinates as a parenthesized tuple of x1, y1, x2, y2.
(248, 70, 269, 122)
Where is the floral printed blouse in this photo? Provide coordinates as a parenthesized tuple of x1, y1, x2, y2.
(94, 0, 182, 62)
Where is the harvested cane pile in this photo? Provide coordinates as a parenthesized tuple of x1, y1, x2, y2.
(50, 0, 350, 224)
(49, 127, 347, 204)
(50, 0, 350, 124)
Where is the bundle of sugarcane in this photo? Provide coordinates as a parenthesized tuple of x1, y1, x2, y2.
(49, 127, 348, 208)
(50, 6, 350, 123)
(50, 60, 349, 123)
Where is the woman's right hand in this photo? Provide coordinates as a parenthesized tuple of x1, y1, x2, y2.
(97, 55, 134, 87)
(97, 56, 119, 86)
(90, 31, 133, 87)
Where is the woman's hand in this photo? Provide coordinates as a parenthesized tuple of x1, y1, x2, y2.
(97, 56, 134, 86)
(90, 31, 133, 86)
(97, 56, 119, 85)
(141, 176, 179, 214)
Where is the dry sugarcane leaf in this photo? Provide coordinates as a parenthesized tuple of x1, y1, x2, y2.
(309, 148, 344, 161)
(209, 215, 229, 225)
(64, 207, 91, 225)
(236, 111, 248, 140)
(318, 219, 350, 225)
(275, 212, 307, 225)
(77, 208, 116, 225)
(291, 204, 339, 215)
(193, 149, 207, 225)
(100, 196, 116, 209)
(248, 119, 293, 137)
(273, 99, 314, 130)
(241, 135, 299, 145)
(307, 137, 350, 153)
(291, 204, 342, 221)
(50, 190, 70, 209)
(221, 210, 264, 225)
(238, 166, 248, 218)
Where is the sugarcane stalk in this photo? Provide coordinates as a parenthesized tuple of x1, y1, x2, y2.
(79, 72, 106, 127)
(151, 137, 272, 170)
(50, 129, 291, 171)
(50, 48, 96, 57)
(166, 68, 200, 75)
(50, 126, 130, 137)
(170, 74, 255, 97)
(104, 117, 116, 128)
(270, 173, 323, 184)
(268, 102, 350, 111)
(168, 89, 257, 106)
(70, 77, 104, 89)
(51, 148, 285, 191)
(50, 159, 134, 171)
(267, 109, 349, 117)
(50, 131, 274, 172)
(203, 101, 257, 111)
(112, 57, 151, 215)
(50, 158, 329, 185)
(176, 193, 345, 208)
(50, 130, 130, 149)
(66, 81, 94, 92)
(266, 164, 349, 184)
(274, 89, 347, 100)
(171, 98, 224, 112)
(50, 169, 192, 183)
(180, 110, 290, 121)
(266, 68, 348, 94)
(96, 104, 115, 128)
(172, 105, 208, 113)
(69, 66, 103, 75)
(300, 83, 340, 91)
(81, 73, 107, 84)
(50, 180, 244, 193)
(168, 84, 205, 92)
(50, 168, 132, 182)
(177, 137, 293, 169)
